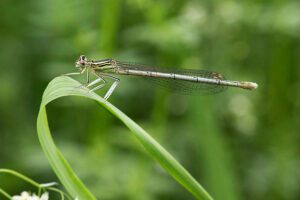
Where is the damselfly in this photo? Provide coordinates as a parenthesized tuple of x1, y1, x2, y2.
(65, 55, 258, 100)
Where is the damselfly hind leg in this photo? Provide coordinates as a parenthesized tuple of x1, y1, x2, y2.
(88, 76, 106, 93)
(97, 73, 120, 100)
(87, 76, 105, 87)
(104, 80, 119, 100)
(86, 74, 119, 100)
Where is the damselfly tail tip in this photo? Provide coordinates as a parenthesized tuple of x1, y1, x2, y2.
(240, 82, 258, 90)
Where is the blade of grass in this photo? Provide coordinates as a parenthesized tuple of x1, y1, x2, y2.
(0, 169, 40, 188)
(0, 188, 11, 199)
(37, 76, 213, 200)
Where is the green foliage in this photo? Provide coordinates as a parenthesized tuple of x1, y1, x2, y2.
(37, 76, 213, 200)
(1, 0, 299, 199)
(0, 169, 68, 199)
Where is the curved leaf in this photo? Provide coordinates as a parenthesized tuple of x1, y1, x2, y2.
(37, 76, 213, 200)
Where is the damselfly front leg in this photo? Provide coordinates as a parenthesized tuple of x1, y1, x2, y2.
(64, 67, 91, 87)
(63, 68, 89, 89)
(64, 67, 86, 77)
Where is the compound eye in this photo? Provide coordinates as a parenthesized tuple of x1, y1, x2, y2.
(79, 55, 87, 65)
(80, 55, 86, 60)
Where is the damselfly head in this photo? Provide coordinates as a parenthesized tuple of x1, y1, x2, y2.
(76, 55, 88, 70)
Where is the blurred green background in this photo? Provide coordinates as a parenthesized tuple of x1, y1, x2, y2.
(0, 0, 299, 199)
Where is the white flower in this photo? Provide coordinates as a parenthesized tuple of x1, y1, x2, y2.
(39, 193, 49, 200)
(12, 191, 49, 200)
(12, 191, 30, 200)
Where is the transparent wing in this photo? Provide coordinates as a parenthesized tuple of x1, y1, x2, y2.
(115, 61, 227, 95)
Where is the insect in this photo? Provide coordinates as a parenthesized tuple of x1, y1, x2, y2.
(65, 55, 258, 100)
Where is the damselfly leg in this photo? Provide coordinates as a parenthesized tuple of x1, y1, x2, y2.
(64, 67, 86, 77)
(67, 68, 120, 100)
(64, 68, 89, 88)
(93, 73, 120, 100)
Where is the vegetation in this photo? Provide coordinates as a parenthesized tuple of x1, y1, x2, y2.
(0, 0, 299, 199)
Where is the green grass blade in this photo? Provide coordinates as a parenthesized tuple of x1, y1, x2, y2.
(37, 76, 213, 200)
